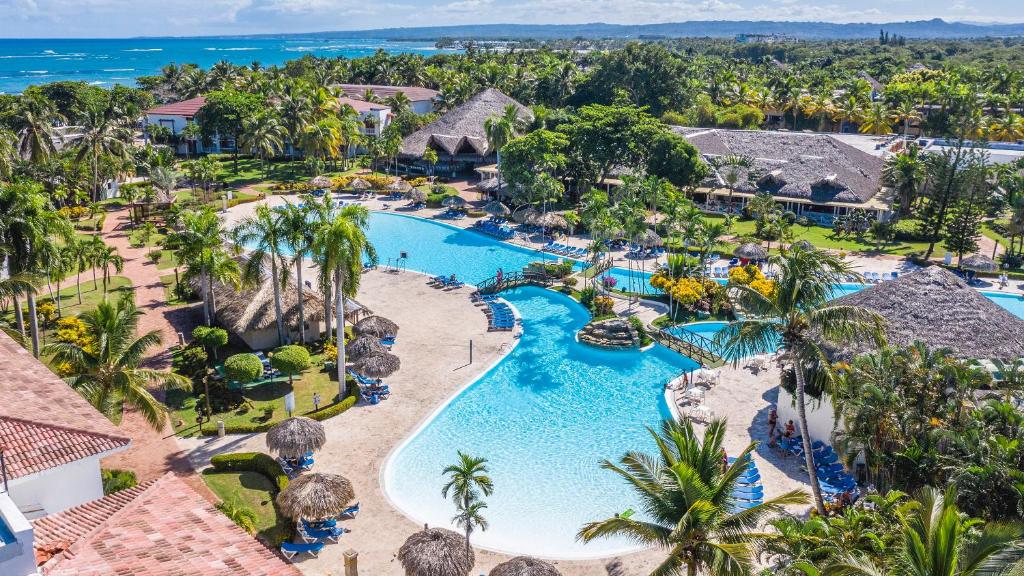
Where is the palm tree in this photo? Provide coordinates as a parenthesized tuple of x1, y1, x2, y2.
(280, 202, 315, 344)
(149, 166, 179, 203)
(859, 103, 894, 136)
(240, 113, 284, 179)
(485, 104, 523, 191)
(798, 487, 1023, 576)
(233, 204, 290, 346)
(991, 112, 1024, 143)
(311, 205, 376, 392)
(68, 237, 91, 304)
(716, 246, 885, 515)
(883, 145, 927, 217)
(12, 95, 63, 164)
(890, 100, 923, 139)
(165, 207, 237, 326)
(579, 419, 809, 575)
(44, 293, 190, 430)
(0, 128, 17, 180)
(75, 106, 131, 202)
(833, 95, 867, 133)
(715, 154, 754, 205)
(94, 244, 124, 294)
(442, 451, 494, 560)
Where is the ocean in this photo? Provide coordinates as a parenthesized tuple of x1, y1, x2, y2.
(0, 37, 455, 94)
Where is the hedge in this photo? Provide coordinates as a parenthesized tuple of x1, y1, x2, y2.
(209, 452, 289, 493)
(200, 378, 359, 436)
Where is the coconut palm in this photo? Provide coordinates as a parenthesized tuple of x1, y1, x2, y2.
(75, 107, 132, 202)
(280, 201, 315, 343)
(311, 204, 376, 392)
(12, 95, 63, 164)
(883, 145, 927, 217)
(715, 246, 885, 515)
(833, 95, 867, 133)
(715, 154, 754, 204)
(93, 244, 124, 294)
(796, 487, 1023, 576)
(579, 419, 809, 575)
(890, 100, 923, 139)
(240, 112, 285, 178)
(485, 104, 523, 191)
(990, 112, 1024, 143)
(233, 204, 290, 346)
(0, 128, 17, 180)
(859, 103, 894, 136)
(442, 452, 494, 560)
(44, 293, 191, 430)
(165, 207, 238, 326)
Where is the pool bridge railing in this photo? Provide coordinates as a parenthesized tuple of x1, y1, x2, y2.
(652, 326, 724, 367)
(476, 271, 555, 294)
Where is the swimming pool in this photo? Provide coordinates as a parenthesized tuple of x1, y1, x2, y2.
(384, 287, 697, 558)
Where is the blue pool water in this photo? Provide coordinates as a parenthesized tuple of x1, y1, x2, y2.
(0, 517, 14, 547)
(982, 290, 1024, 318)
(385, 287, 697, 558)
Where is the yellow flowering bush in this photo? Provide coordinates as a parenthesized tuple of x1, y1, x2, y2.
(749, 278, 777, 298)
(36, 302, 57, 324)
(55, 316, 95, 353)
(593, 296, 615, 316)
(322, 341, 338, 362)
(669, 277, 706, 307)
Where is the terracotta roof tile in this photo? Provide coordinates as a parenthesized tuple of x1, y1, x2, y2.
(145, 97, 207, 118)
(0, 332, 130, 478)
(36, 473, 301, 576)
(336, 83, 438, 102)
(339, 96, 389, 114)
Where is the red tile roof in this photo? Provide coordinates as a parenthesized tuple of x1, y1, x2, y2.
(0, 332, 130, 479)
(35, 473, 301, 576)
(337, 83, 439, 102)
(145, 96, 207, 118)
(339, 96, 389, 114)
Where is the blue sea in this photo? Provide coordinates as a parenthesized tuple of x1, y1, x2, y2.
(0, 37, 455, 94)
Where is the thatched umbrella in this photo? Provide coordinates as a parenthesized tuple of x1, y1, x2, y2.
(962, 254, 997, 272)
(354, 315, 399, 338)
(352, 352, 401, 378)
(513, 206, 539, 224)
(735, 242, 768, 260)
(637, 228, 663, 247)
(791, 240, 814, 251)
(349, 177, 372, 191)
(265, 417, 326, 458)
(530, 211, 568, 230)
(477, 178, 503, 195)
(442, 195, 467, 209)
(309, 175, 332, 188)
(490, 557, 562, 576)
(276, 473, 354, 521)
(407, 188, 427, 203)
(482, 200, 510, 217)
(398, 527, 473, 576)
(347, 335, 387, 361)
(388, 179, 413, 193)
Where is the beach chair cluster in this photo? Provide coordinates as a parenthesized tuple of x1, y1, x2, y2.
(779, 439, 860, 505)
(543, 241, 587, 258)
(730, 455, 765, 512)
(348, 369, 391, 405)
(472, 294, 519, 331)
(280, 503, 361, 559)
(625, 245, 666, 259)
(278, 451, 314, 477)
(863, 271, 898, 283)
(473, 219, 515, 240)
(430, 274, 465, 289)
(438, 208, 466, 219)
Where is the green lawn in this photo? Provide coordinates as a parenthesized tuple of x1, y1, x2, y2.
(2, 276, 133, 327)
(982, 220, 1012, 251)
(168, 355, 349, 436)
(206, 155, 365, 188)
(703, 215, 930, 256)
(160, 273, 198, 306)
(202, 470, 290, 545)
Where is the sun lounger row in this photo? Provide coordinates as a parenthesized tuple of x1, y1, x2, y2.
(280, 503, 361, 559)
(863, 271, 898, 282)
(730, 456, 764, 511)
(438, 208, 466, 219)
(279, 452, 314, 476)
(473, 219, 515, 240)
(430, 275, 464, 289)
(485, 301, 518, 331)
(543, 242, 587, 258)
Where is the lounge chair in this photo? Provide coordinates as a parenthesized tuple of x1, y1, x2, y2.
(281, 541, 324, 559)
(303, 518, 336, 530)
(340, 502, 360, 518)
(300, 524, 346, 543)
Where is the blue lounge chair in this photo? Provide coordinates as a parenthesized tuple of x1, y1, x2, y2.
(300, 524, 346, 543)
(341, 502, 360, 518)
(303, 518, 336, 530)
(281, 541, 324, 559)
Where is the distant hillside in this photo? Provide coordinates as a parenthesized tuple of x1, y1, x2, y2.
(294, 19, 1024, 41)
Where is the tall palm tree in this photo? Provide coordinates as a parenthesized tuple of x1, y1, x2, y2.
(280, 202, 315, 344)
(859, 103, 894, 136)
(716, 246, 885, 515)
(240, 113, 285, 178)
(44, 293, 190, 430)
(484, 104, 523, 191)
(883, 145, 927, 218)
(12, 95, 63, 164)
(233, 204, 290, 346)
(0, 128, 16, 180)
(312, 205, 376, 392)
(165, 207, 237, 326)
(94, 244, 124, 294)
(890, 100, 923, 139)
(714, 154, 754, 205)
(798, 487, 1023, 576)
(442, 451, 494, 560)
(579, 419, 809, 575)
(75, 106, 131, 202)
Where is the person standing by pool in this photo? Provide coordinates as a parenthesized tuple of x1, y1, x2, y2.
(768, 407, 778, 445)
(496, 267, 503, 286)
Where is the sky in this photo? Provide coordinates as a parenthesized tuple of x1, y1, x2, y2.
(0, 0, 1022, 38)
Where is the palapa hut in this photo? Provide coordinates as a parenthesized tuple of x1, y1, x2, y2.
(489, 557, 562, 576)
(398, 527, 474, 576)
(399, 88, 532, 176)
(513, 206, 539, 225)
(961, 254, 997, 272)
(266, 417, 326, 458)
(352, 352, 401, 379)
(388, 178, 413, 193)
(530, 211, 568, 231)
(309, 175, 332, 188)
(442, 195, 467, 209)
(827, 266, 1024, 360)
(637, 228, 663, 247)
(734, 242, 768, 261)
(407, 188, 428, 204)
(348, 177, 372, 191)
(276, 473, 355, 521)
(347, 335, 387, 360)
(354, 315, 399, 338)
(482, 200, 510, 217)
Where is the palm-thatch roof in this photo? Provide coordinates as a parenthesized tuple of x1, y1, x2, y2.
(513, 206, 539, 224)
(388, 179, 413, 193)
(489, 557, 561, 576)
(349, 177, 372, 190)
(400, 88, 532, 159)
(828, 266, 1024, 360)
(354, 315, 399, 338)
(351, 352, 401, 378)
(442, 195, 467, 208)
(309, 175, 332, 188)
(477, 178, 505, 195)
(961, 254, 997, 272)
(276, 473, 355, 521)
(347, 335, 387, 360)
(530, 211, 567, 230)
(637, 228, 663, 247)
(407, 188, 427, 203)
(398, 527, 474, 576)
(482, 200, 510, 217)
(734, 242, 768, 260)
(791, 240, 814, 251)
(265, 417, 326, 458)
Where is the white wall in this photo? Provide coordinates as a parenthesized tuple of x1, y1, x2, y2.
(776, 387, 838, 444)
(8, 456, 106, 519)
(0, 493, 38, 576)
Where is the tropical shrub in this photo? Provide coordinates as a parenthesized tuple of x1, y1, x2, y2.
(146, 249, 162, 264)
(177, 345, 209, 377)
(628, 316, 652, 346)
(36, 301, 57, 324)
(579, 286, 597, 308)
(216, 501, 258, 534)
(562, 276, 578, 289)
(592, 295, 615, 316)
(101, 469, 138, 495)
(55, 316, 93, 349)
(209, 452, 289, 493)
(192, 326, 228, 357)
(270, 345, 311, 383)
(223, 353, 263, 383)
(728, 264, 777, 298)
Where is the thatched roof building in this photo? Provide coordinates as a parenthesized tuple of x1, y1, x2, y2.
(276, 473, 355, 521)
(398, 527, 473, 576)
(829, 266, 1024, 360)
(400, 89, 532, 173)
(490, 556, 562, 576)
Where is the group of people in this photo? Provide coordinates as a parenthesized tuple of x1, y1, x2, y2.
(767, 407, 796, 447)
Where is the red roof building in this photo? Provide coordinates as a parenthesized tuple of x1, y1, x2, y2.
(33, 473, 301, 576)
(144, 96, 207, 118)
(336, 83, 439, 103)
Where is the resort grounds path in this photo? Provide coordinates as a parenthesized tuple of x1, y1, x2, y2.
(76, 206, 212, 498)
